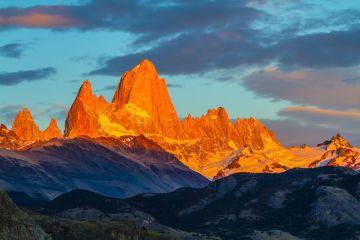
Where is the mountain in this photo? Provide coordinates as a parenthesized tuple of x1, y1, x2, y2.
(11, 108, 62, 142)
(310, 133, 360, 171)
(2, 60, 359, 180)
(64, 59, 281, 178)
(22, 167, 360, 240)
(0, 135, 208, 199)
(127, 167, 360, 240)
(317, 133, 353, 150)
(214, 133, 360, 179)
(0, 191, 50, 240)
(2, 191, 199, 240)
(42, 118, 63, 140)
(65, 60, 183, 139)
(112, 59, 184, 139)
(12, 108, 43, 141)
(0, 124, 24, 149)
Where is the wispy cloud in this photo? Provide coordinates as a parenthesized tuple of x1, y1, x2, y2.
(0, 67, 56, 85)
(0, 104, 23, 127)
(94, 85, 117, 93)
(167, 83, 184, 88)
(0, 43, 25, 58)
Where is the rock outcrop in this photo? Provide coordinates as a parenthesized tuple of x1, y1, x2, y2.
(43, 118, 62, 140)
(0, 124, 23, 149)
(11, 108, 63, 142)
(12, 108, 42, 141)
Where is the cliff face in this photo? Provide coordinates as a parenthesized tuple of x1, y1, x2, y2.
(112, 59, 184, 139)
(63, 59, 281, 177)
(64, 80, 108, 138)
(11, 108, 62, 142)
(43, 118, 63, 140)
(12, 108, 42, 141)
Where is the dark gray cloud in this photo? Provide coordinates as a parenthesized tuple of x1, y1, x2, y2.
(0, 43, 25, 58)
(274, 30, 360, 70)
(0, 1, 258, 41)
(0, 67, 56, 85)
(90, 31, 270, 75)
(1, 1, 360, 76)
(90, 29, 360, 76)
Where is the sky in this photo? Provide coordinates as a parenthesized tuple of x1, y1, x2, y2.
(0, 0, 359, 146)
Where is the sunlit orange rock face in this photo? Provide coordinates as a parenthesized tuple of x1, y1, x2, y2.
(0, 124, 24, 149)
(12, 108, 42, 141)
(112, 59, 184, 138)
(11, 108, 62, 142)
(64, 59, 281, 177)
(64, 80, 109, 138)
(43, 118, 63, 140)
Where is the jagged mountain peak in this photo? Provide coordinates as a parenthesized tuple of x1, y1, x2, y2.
(318, 133, 352, 150)
(11, 108, 63, 142)
(12, 108, 42, 141)
(138, 58, 156, 69)
(15, 107, 33, 120)
(0, 123, 8, 131)
(48, 118, 58, 127)
(43, 118, 63, 140)
(205, 107, 230, 121)
(110, 59, 182, 138)
(77, 79, 94, 101)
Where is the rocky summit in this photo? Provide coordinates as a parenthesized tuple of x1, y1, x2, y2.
(63, 59, 282, 177)
(11, 108, 62, 142)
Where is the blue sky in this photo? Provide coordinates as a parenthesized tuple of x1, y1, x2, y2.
(0, 0, 359, 146)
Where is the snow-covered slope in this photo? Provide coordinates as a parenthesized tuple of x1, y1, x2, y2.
(212, 133, 360, 179)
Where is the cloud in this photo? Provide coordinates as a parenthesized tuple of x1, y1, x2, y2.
(89, 31, 270, 75)
(262, 106, 360, 147)
(0, 104, 23, 127)
(262, 119, 336, 147)
(94, 85, 117, 93)
(2, 1, 360, 77)
(90, 28, 360, 76)
(0, 1, 257, 39)
(0, 67, 56, 85)
(243, 67, 360, 110)
(0, 6, 83, 29)
(0, 43, 25, 58)
(167, 83, 184, 88)
(35, 104, 69, 122)
(343, 76, 360, 85)
(274, 30, 360, 70)
(280, 106, 360, 120)
(279, 106, 360, 130)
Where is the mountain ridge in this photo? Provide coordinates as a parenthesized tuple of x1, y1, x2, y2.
(63, 59, 282, 177)
(0, 59, 359, 179)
